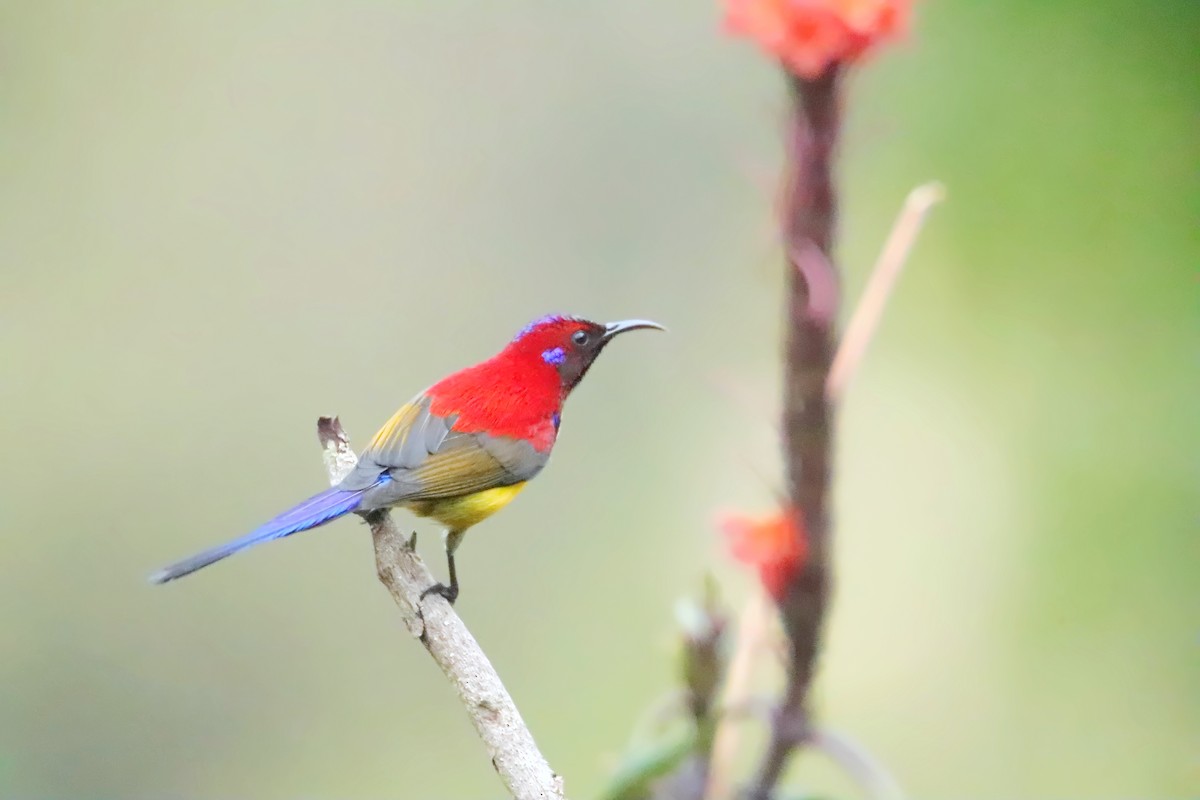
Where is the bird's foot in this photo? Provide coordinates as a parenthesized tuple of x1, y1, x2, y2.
(420, 581, 459, 605)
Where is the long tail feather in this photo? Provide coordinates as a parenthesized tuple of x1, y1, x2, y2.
(149, 487, 366, 584)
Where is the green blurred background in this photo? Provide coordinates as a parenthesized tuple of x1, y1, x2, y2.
(1, 1, 1195, 797)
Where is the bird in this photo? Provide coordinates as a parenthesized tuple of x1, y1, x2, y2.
(150, 315, 664, 602)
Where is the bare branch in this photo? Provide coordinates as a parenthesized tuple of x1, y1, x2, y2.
(316, 417, 565, 800)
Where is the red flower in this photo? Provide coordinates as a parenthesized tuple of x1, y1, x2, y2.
(719, 507, 807, 602)
(724, 0, 910, 79)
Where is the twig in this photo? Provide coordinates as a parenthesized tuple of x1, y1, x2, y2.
(826, 182, 945, 400)
(807, 727, 904, 800)
(705, 591, 772, 800)
(315, 417, 565, 800)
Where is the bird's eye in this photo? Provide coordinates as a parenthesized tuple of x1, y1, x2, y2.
(571, 330, 590, 346)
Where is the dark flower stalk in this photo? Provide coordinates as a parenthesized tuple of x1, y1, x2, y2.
(721, 4, 913, 794)
(745, 64, 843, 800)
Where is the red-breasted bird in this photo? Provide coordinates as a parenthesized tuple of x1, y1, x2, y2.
(150, 315, 664, 602)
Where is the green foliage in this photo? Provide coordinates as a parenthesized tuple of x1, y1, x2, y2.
(597, 727, 697, 800)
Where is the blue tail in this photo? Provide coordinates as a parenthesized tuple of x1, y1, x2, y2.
(150, 487, 366, 584)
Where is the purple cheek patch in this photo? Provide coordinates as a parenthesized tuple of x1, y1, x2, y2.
(542, 347, 566, 365)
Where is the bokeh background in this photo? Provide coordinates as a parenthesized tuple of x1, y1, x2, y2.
(1, 1, 1195, 798)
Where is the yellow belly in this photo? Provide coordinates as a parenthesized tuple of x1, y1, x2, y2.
(404, 482, 528, 532)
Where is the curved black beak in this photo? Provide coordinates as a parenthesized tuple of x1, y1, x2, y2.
(602, 319, 666, 340)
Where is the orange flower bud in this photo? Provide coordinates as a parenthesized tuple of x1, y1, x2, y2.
(719, 507, 807, 602)
(724, 0, 910, 79)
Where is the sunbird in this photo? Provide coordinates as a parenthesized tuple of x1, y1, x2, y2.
(151, 315, 664, 602)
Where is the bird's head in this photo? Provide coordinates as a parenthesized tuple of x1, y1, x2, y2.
(506, 314, 665, 393)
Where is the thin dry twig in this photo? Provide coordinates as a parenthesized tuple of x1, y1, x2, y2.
(705, 591, 772, 800)
(316, 416, 565, 800)
(826, 182, 945, 400)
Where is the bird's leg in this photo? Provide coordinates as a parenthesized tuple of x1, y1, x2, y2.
(420, 529, 464, 605)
